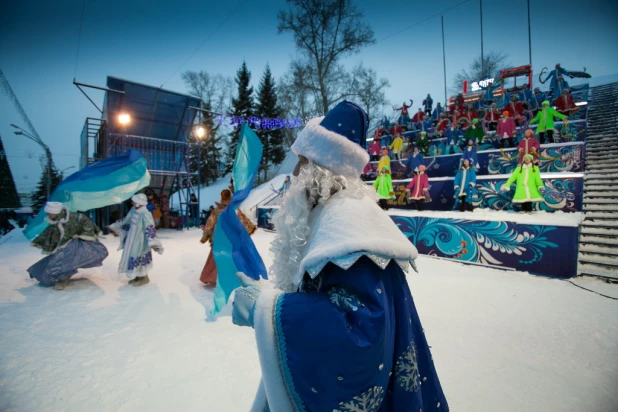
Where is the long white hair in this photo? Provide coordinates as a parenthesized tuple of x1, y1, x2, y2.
(269, 160, 376, 292)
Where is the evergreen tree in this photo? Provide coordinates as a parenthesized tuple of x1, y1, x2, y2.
(31, 163, 61, 213)
(189, 101, 223, 187)
(256, 65, 285, 182)
(224, 62, 254, 174)
(0, 136, 21, 209)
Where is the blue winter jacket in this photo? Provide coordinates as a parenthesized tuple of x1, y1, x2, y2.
(423, 97, 433, 110)
(405, 153, 425, 172)
(454, 166, 477, 196)
(461, 146, 478, 165)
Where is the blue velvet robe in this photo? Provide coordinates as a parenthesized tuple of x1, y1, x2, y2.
(254, 257, 448, 412)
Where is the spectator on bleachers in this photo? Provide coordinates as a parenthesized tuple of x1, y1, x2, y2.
(422, 94, 433, 116)
(389, 133, 405, 160)
(463, 118, 484, 145)
(484, 103, 501, 131)
(412, 108, 425, 130)
(503, 154, 545, 214)
(404, 146, 425, 175)
(394, 100, 413, 126)
(454, 93, 465, 112)
(445, 123, 463, 147)
(422, 116, 434, 134)
(555, 89, 580, 116)
(453, 159, 476, 212)
(503, 95, 525, 125)
(416, 131, 430, 156)
(529, 87, 546, 115)
(517, 129, 541, 164)
(436, 113, 449, 134)
(406, 165, 430, 211)
(368, 138, 382, 161)
(432, 102, 444, 120)
(465, 104, 479, 122)
(497, 111, 517, 148)
(373, 165, 395, 210)
(530, 101, 566, 144)
(461, 139, 479, 168)
(381, 115, 391, 130)
(378, 149, 391, 172)
(389, 122, 404, 136)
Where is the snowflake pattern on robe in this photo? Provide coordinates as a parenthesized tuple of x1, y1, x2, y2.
(121, 223, 131, 232)
(395, 341, 421, 392)
(128, 251, 153, 271)
(328, 287, 361, 312)
(145, 225, 157, 239)
(334, 386, 385, 412)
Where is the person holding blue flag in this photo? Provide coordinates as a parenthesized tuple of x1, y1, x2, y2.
(231, 101, 449, 412)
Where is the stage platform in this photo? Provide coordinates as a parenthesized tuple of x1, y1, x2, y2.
(256, 207, 583, 278)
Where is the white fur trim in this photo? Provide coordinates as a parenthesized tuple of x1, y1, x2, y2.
(250, 380, 268, 412)
(252, 288, 296, 411)
(294, 192, 418, 286)
(44, 202, 63, 215)
(292, 117, 370, 178)
(132, 193, 148, 206)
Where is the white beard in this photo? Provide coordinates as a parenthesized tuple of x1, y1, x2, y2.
(269, 161, 376, 292)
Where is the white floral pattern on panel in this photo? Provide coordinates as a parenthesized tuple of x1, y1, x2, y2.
(334, 386, 385, 412)
(396, 341, 421, 392)
(328, 287, 361, 312)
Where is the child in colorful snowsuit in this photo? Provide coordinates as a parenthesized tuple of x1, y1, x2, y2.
(109, 193, 164, 286)
(517, 129, 541, 164)
(406, 165, 430, 211)
(404, 146, 425, 175)
(378, 149, 391, 172)
(497, 111, 517, 148)
(529, 100, 566, 144)
(416, 131, 430, 156)
(389, 133, 405, 160)
(29, 202, 108, 290)
(373, 165, 395, 210)
(503, 154, 545, 213)
(453, 159, 477, 212)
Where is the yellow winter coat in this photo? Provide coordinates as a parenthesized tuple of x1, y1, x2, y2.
(389, 136, 404, 153)
(378, 155, 391, 172)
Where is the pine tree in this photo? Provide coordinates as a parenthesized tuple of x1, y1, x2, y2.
(189, 101, 223, 186)
(31, 163, 61, 213)
(224, 62, 254, 174)
(0, 136, 21, 209)
(256, 65, 285, 182)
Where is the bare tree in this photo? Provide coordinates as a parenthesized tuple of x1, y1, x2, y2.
(278, 0, 375, 115)
(451, 50, 511, 94)
(181, 70, 233, 115)
(350, 63, 390, 127)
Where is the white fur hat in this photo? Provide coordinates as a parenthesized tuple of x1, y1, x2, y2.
(291, 101, 370, 178)
(44, 201, 64, 214)
(131, 193, 148, 206)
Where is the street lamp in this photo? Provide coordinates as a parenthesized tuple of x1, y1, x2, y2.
(118, 113, 131, 125)
(11, 124, 53, 199)
(195, 126, 206, 139)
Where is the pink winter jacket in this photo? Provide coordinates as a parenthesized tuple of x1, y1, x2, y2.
(368, 140, 382, 156)
(517, 137, 541, 164)
(497, 118, 516, 139)
(406, 173, 429, 200)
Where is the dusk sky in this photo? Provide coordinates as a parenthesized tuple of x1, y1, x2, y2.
(1, 0, 617, 192)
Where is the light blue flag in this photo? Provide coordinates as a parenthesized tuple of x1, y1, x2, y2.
(211, 124, 267, 315)
(24, 150, 150, 240)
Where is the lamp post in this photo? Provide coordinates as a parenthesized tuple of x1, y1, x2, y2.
(11, 124, 52, 199)
(194, 126, 206, 225)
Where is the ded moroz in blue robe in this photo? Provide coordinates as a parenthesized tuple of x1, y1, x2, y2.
(251, 194, 449, 411)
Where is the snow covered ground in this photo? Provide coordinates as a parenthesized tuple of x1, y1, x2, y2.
(1, 228, 617, 411)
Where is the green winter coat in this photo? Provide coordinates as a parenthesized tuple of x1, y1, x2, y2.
(32, 209, 102, 254)
(463, 125, 484, 143)
(529, 107, 566, 132)
(504, 164, 545, 203)
(373, 172, 395, 200)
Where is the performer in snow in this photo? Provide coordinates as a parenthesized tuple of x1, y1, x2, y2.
(404, 145, 425, 175)
(423, 94, 433, 116)
(394, 100, 413, 126)
(555, 89, 580, 116)
(503, 95, 525, 125)
(529, 100, 566, 144)
(503, 154, 545, 214)
(278, 176, 291, 198)
(231, 101, 448, 412)
(28, 202, 108, 290)
(453, 159, 476, 212)
(373, 165, 395, 210)
(108, 193, 164, 287)
(529, 87, 547, 115)
(517, 129, 542, 164)
(497, 111, 517, 148)
(463, 118, 484, 146)
(378, 149, 391, 172)
(199, 189, 256, 287)
(412, 108, 425, 130)
(406, 165, 430, 211)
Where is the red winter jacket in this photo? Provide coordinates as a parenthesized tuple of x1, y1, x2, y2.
(517, 137, 541, 164)
(556, 94, 576, 112)
(412, 112, 425, 123)
(484, 109, 501, 122)
(466, 110, 479, 121)
(497, 118, 517, 139)
(368, 140, 382, 156)
(503, 102, 524, 118)
(390, 125, 404, 135)
(406, 173, 429, 200)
